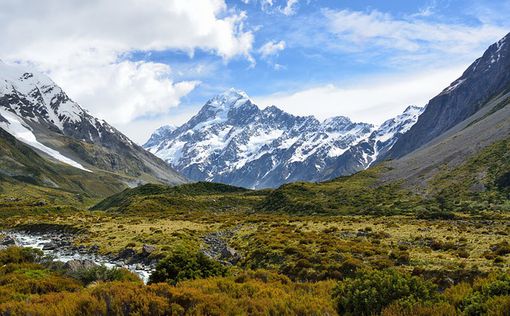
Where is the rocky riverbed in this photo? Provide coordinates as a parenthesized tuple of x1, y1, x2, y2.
(0, 228, 155, 283)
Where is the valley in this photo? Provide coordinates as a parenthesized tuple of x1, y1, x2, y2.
(0, 9, 509, 316)
(0, 189, 509, 314)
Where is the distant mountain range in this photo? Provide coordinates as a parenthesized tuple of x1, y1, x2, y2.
(0, 61, 185, 197)
(144, 89, 422, 188)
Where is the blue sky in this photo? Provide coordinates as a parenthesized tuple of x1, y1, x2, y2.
(1, 0, 509, 143)
(126, 0, 510, 141)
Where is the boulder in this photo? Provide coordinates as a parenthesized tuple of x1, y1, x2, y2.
(220, 246, 240, 264)
(42, 242, 57, 250)
(64, 259, 97, 272)
(142, 244, 156, 256)
(0, 235, 16, 246)
(117, 248, 136, 260)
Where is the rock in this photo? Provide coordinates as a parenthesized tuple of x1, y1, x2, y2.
(117, 248, 136, 260)
(0, 235, 16, 246)
(32, 200, 47, 206)
(64, 259, 98, 272)
(220, 246, 240, 264)
(142, 244, 156, 256)
(42, 242, 57, 250)
(89, 244, 100, 253)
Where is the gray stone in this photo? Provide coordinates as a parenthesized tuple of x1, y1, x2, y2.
(42, 242, 57, 250)
(117, 248, 136, 260)
(142, 244, 156, 256)
(0, 235, 15, 246)
(64, 259, 97, 272)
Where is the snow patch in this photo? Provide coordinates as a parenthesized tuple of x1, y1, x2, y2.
(0, 108, 91, 172)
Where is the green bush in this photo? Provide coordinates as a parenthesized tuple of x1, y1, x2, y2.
(0, 247, 43, 265)
(333, 269, 439, 316)
(461, 273, 510, 315)
(149, 250, 227, 285)
(67, 266, 140, 285)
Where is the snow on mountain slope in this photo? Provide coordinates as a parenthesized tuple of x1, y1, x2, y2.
(145, 89, 423, 188)
(0, 107, 90, 171)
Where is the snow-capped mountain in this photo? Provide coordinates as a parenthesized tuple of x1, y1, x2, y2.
(145, 89, 423, 188)
(0, 61, 186, 190)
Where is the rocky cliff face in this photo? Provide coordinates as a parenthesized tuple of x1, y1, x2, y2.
(145, 89, 422, 188)
(385, 32, 510, 159)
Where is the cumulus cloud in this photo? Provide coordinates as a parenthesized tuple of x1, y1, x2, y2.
(55, 61, 199, 124)
(253, 65, 468, 125)
(258, 40, 286, 58)
(0, 0, 254, 129)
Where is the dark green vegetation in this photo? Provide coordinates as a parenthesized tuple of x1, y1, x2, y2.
(91, 181, 266, 213)
(149, 250, 227, 285)
(90, 137, 510, 217)
(430, 137, 510, 208)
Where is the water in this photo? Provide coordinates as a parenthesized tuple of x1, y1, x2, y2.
(5, 231, 153, 283)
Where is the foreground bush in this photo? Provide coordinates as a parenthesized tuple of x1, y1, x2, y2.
(149, 250, 227, 285)
(0, 271, 336, 316)
(0, 246, 43, 265)
(447, 273, 510, 315)
(67, 265, 141, 286)
(333, 269, 439, 316)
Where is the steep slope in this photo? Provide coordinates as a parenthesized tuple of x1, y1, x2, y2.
(382, 92, 510, 192)
(386, 32, 510, 159)
(0, 127, 128, 201)
(375, 33, 510, 193)
(0, 61, 186, 193)
(145, 89, 421, 189)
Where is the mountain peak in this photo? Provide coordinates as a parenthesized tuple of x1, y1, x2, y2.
(208, 88, 250, 109)
(155, 124, 177, 135)
(402, 105, 423, 115)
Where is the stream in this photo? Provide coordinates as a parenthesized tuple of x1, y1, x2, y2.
(3, 231, 154, 283)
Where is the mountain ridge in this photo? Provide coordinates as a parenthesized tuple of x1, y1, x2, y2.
(385, 31, 510, 160)
(145, 89, 422, 188)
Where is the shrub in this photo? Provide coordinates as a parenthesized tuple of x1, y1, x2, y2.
(333, 269, 439, 316)
(0, 247, 43, 265)
(68, 266, 140, 285)
(461, 273, 510, 315)
(149, 250, 227, 285)
(490, 240, 510, 256)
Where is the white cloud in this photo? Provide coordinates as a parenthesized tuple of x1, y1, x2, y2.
(0, 0, 254, 127)
(258, 40, 286, 58)
(324, 9, 508, 55)
(0, 0, 253, 62)
(54, 61, 199, 125)
(253, 65, 468, 125)
(281, 0, 299, 16)
(115, 106, 202, 144)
